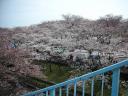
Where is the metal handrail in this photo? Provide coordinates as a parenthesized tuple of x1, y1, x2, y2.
(23, 59, 128, 96)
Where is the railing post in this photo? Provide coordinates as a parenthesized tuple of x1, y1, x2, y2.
(59, 87, 62, 96)
(101, 74, 104, 96)
(74, 82, 77, 96)
(111, 68, 120, 96)
(50, 89, 55, 96)
(91, 78, 94, 96)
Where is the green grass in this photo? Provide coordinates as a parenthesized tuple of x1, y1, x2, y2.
(44, 64, 72, 83)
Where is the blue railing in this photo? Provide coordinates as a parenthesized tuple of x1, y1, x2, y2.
(23, 59, 128, 96)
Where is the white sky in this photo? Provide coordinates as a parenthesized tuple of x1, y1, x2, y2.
(0, 0, 128, 27)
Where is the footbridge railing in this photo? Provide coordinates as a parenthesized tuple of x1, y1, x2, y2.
(23, 59, 128, 96)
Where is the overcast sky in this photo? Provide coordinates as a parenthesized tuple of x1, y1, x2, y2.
(0, 0, 128, 28)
